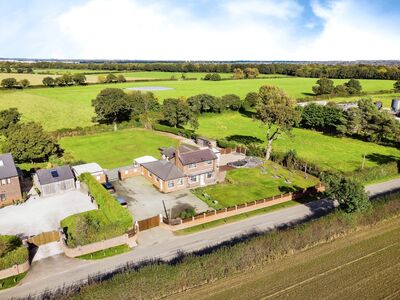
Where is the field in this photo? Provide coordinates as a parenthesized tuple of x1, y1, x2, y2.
(0, 76, 395, 130)
(59, 128, 178, 169)
(328, 92, 400, 108)
(0, 72, 99, 85)
(169, 217, 400, 300)
(193, 162, 319, 208)
(195, 112, 400, 172)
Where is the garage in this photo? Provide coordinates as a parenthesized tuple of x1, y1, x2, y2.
(34, 165, 76, 197)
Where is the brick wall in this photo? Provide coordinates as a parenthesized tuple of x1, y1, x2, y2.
(0, 260, 30, 280)
(118, 167, 141, 180)
(0, 176, 22, 207)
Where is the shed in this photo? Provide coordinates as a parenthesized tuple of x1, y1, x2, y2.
(72, 163, 106, 183)
(133, 156, 157, 167)
(34, 165, 75, 197)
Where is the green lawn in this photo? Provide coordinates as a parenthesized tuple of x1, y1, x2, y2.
(78, 245, 131, 260)
(195, 112, 400, 173)
(327, 92, 400, 108)
(0, 272, 27, 290)
(193, 162, 320, 209)
(0, 76, 395, 130)
(59, 128, 178, 169)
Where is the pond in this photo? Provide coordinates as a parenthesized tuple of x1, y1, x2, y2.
(124, 86, 174, 91)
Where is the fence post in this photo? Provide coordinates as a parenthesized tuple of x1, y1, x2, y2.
(244, 202, 247, 207)
(225, 208, 228, 213)
(272, 195, 275, 200)
(235, 205, 237, 211)
(203, 213, 206, 219)
(254, 201, 256, 206)
(214, 210, 217, 215)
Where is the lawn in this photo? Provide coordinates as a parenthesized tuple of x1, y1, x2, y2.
(327, 92, 400, 108)
(0, 76, 395, 130)
(77, 245, 130, 260)
(195, 112, 400, 173)
(193, 162, 320, 208)
(0, 272, 27, 290)
(59, 128, 178, 169)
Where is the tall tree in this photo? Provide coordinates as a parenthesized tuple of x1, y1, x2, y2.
(92, 88, 131, 130)
(344, 78, 362, 94)
(312, 78, 335, 95)
(19, 79, 30, 88)
(221, 94, 242, 111)
(187, 94, 220, 114)
(42, 76, 56, 87)
(162, 98, 197, 128)
(244, 92, 258, 108)
(0, 108, 21, 135)
(233, 68, 245, 80)
(394, 80, 400, 92)
(72, 74, 87, 85)
(255, 85, 300, 160)
(1, 78, 17, 89)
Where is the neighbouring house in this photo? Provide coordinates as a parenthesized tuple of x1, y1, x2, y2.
(0, 153, 22, 207)
(72, 163, 107, 183)
(33, 165, 75, 197)
(141, 160, 186, 192)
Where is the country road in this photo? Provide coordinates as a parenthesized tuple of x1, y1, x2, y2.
(0, 178, 398, 299)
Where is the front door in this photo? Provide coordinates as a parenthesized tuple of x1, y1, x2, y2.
(200, 174, 205, 186)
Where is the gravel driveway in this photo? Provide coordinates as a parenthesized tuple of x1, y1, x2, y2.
(0, 190, 96, 237)
(114, 177, 211, 221)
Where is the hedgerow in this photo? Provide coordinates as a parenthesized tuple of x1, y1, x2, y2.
(0, 236, 28, 271)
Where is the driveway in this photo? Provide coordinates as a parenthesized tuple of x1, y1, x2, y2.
(113, 177, 211, 221)
(0, 190, 96, 237)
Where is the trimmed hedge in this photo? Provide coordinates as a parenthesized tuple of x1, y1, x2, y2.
(216, 138, 238, 149)
(153, 123, 197, 139)
(0, 236, 28, 271)
(60, 173, 133, 248)
(345, 161, 399, 184)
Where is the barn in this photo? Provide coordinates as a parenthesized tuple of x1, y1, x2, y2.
(34, 165, 76, 197)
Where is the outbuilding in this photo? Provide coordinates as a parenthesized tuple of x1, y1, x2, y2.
(34, 165, 76, 197)
(72, 163, 107, 183)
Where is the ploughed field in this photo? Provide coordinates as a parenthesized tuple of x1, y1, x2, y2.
(0, 74, 396, 130)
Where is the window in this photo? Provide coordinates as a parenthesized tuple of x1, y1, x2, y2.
(206, 172, 213, 179)
(133, 161, 139, 168)
(124, 170, 128, 175)
(188, 163, 197, 169)
(178, 178, 184, 186)
(168, 180, 174, 188)
(96, 175, 101, 180)
(206, 160, 212, 165)
(1, 179, 6, 185)
(0, 194, 5, 201)
(7, 178, 11, 184)
(190, 175, 197, 183)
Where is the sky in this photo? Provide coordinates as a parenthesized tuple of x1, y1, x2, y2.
(0, 0, 399, 61)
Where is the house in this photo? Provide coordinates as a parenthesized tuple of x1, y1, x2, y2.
(72, 163, 107, 183)
(34, 165, 75, 197)
(141, 160, 186, 192)
(0, 153, 22, 206)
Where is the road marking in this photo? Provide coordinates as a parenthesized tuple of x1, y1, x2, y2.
(261, 242, 399, 299)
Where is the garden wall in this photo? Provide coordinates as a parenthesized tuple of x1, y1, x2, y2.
(0, 260, 29, 280)
(163, 184, 325, 231)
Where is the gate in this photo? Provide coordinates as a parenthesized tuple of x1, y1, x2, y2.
(137, 215, 160, 231)
(28, 231, 60, 246)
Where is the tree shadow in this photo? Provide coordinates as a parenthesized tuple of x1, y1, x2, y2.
(226, 135, 263, 145)
(278, 185, 301, 194)
(365, 153, 400, 165)
(239, 110, 256, 119)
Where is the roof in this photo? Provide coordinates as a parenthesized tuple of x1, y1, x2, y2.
(72, 163, 104, 176)
(142, 160, 184, 181)
(134, 156, 157, 165)
(161, 144, 199, 159)
(179, 148, 217, 165)
(0, 153, 19, 179)
(36, 165, 75, 185)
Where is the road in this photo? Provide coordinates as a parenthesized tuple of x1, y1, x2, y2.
(0, 178, 398, 299)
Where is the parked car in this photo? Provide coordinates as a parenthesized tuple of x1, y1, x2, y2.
(102, 182, 115, 193)
(114, 196, 128, 208)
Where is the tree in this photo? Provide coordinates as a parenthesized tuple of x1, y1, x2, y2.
(105, 73, 118, 83)
(117, 75, 126, 83)
(97, 75, 106, 83)
(333, 84, 347, 95)
(92, 88, 131, 130)
(187, 94, 220, 114)
(255, 85, 300, 160)
(210, 73, 221, 81)
(312, 78, 335, 95)
(19, 79, 30, 88)
(72, 74, 87, 85)
(233, 68, 245, 80)
(321, 173, 371, 213)
(3, 122, 61, 163)
(42, 76, 56, 87)
(344, 78, 362, 94)
(244, 67, 259, 79)
(203, 73, 212, 80)
(1, 78, 17, 89)
(244, 92, 258, 108)
(394, 80, 400, 92)
(0, 108, 21, 135)
(162, 98, 196, 128)
(128, 91, 160, 117)
(221, 94, 242, 111)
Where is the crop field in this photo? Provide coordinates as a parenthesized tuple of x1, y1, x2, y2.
(0, 75, 395, 130)
(0, 72, 99, 85)
(193, 161, 319, 208)
(59, 128, 178, 169)
(195, 112, 400, 172)
(169, 217, 400, 300)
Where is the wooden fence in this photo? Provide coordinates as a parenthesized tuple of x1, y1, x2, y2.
(220, 146, 246, 155)
(163, 184, 325, 231)
(137, 215, 161, 231)
(28, 231, 60, 246)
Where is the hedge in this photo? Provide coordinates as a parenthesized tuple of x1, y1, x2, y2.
(60, 173, 133, 248)
(216, 138, 238, 149)
(0, 236, 28, 271)
(345, 161, 399, 184)
(153, 123, 197, 139)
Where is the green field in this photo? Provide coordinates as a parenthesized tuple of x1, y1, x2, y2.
(0, 72, 100, 85)
(193, 162, 319, 208)
(328, 92, 400, 108)
(195, 112, 400, 172)
(59, 128, 178, 169)
(0, 76, 395, 130)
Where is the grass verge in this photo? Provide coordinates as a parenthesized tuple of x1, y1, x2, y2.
(77, 245, 131, 260)
(0, 272, 27, 290)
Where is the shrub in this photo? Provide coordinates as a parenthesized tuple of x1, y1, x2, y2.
(0, 236, 28, 270)
(61, 174, 133, 247)
(216, 138, 237, 149)
(153, 123, 197, 139)
(179, 208, 196, 219)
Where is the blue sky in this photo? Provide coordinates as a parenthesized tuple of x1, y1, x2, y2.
(1, 0, 400, 60)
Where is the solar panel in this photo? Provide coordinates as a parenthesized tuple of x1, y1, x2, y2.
(51, 170, 59, 178)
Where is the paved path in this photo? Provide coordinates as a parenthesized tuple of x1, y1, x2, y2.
(365, 178, 400, 198)
(1, 179, 398, 299)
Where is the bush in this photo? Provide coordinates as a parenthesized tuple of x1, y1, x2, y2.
(216, 138, 238, 149)
(0, 236, 28, 270)
(153, 123, 197, 139)
(61, 174, 133, 247)
(345, 161, 399, 184)
(179, 208, 196, 219)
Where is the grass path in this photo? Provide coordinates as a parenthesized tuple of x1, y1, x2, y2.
(167, 217, 400, 300)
